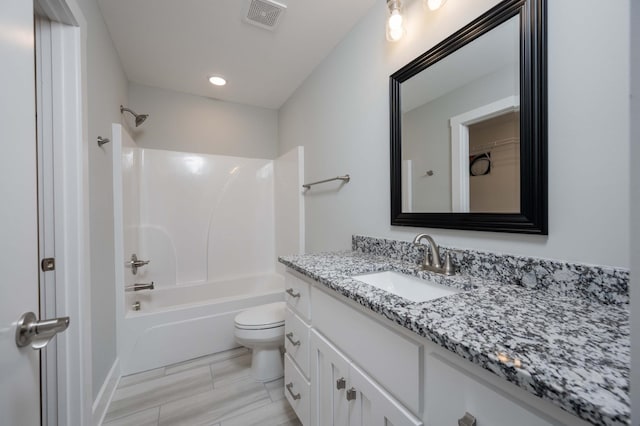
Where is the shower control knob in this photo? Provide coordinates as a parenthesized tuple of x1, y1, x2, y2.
(127, 254, 150, 275)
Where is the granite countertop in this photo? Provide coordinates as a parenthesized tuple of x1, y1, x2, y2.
(279, 251, 630, 426)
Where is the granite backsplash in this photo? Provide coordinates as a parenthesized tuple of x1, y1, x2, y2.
(352, 235, 629, 305)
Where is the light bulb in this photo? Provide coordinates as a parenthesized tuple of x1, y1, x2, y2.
(386, 1, 405, 42)
(387, 26, 404, 42)
(424, 0, 447, 11)
(388, 9, 403, 30)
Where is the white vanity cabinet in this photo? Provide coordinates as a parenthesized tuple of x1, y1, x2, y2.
(425, 354, 561, 426)
(284, 269, 590, 426)
(284, 272, 312, 425)
(311, 329, 422, 426)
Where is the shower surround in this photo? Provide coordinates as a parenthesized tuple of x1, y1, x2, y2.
(112, 124, 302, 375)
(135, 148, 276, 288)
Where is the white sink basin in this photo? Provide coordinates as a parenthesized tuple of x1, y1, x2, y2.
(353, 271, 459, 303)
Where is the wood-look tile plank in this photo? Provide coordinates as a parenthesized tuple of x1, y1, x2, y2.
(158, 376, 271, 426)
(118, 367, 166, 388)
(265, 377, 285, 402)
(103, 407, 159, 426)
(220, 398, 300, 426)
(210, 353, 252, 387)
(165, 347, 249, 376)
(277, 420, 303, 426)
(105, 366, 213, 422)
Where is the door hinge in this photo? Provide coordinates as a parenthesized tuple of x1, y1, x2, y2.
(41, 257, 55, 271)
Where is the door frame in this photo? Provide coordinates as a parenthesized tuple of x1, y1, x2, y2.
(35, 0, 92, 424)
(450, 96, 519, 212)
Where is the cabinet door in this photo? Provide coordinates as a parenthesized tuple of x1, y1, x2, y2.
(425, 354, 561, 426)
(310, 330, 350, 426)
(349, 363, 422, 426)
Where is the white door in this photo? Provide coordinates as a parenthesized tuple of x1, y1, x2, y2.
(1, 2, 44, 424)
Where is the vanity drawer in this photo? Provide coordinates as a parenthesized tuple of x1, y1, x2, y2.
(285, 307, 310, 378)
(285, 271, 311, 321)
(311, 286, 422, 415)
(425, 354, 569, 426)
(285, 353, 310, 426)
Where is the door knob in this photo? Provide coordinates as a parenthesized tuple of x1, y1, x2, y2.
(15, 311, 70, 350)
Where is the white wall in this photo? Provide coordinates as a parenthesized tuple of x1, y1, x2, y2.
(128, 83, 279, 159)
(75, 0, 128, 400)
(275, 147, 305, 274)
(630, 0, 638, 422)
(279, 0, 630, 269)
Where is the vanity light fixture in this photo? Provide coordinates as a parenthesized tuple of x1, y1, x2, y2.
(209, 76, 227, 86)
(424, 0, 447, 11)
(386, 0, 448, 43)
(386, 0, 406, 42)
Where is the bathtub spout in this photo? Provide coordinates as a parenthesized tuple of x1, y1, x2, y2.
(126, 282, 154, 292)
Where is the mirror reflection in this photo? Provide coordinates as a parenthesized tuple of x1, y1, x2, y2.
(400, 16, 519, 213)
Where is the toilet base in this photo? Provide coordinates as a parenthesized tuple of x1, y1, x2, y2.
(251, 347, 283, 382)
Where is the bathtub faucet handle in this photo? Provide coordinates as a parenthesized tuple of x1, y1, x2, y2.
(127, 254, 150, 275)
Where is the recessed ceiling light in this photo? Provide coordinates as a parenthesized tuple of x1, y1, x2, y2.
(209, 76, 227, 86)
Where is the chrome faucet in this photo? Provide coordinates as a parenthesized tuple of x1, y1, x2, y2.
(412, 234, 455, 275)
(125, 282, 154, 292)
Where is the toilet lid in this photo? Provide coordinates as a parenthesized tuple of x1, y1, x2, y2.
(235, 301, 285, 330)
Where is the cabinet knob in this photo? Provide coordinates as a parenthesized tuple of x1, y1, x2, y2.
(346, 387, 357, 401)
(286, 288, 301, 298)
(286, 332, 301, 346)
(286, 382, 301, 400)
(336, 377, 346, 390)
(458, 412, 477, 426)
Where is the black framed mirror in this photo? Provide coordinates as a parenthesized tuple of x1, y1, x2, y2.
(390, 0, 547, 234)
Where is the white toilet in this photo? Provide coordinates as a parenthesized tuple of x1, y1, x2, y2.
(234, 301, 286, 382)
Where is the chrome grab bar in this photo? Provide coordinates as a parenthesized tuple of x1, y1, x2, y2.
(302, 174, 350, 190)
(285, 288, 300, 298)
(286, 332, 301, 346)
(125, 282, 154, 292)
(286, 382, 301, 400)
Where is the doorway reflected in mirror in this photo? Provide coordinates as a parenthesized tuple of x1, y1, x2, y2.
(468, 112, 519, 213)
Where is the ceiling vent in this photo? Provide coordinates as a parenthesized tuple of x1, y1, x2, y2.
(243, 0, 287, 31)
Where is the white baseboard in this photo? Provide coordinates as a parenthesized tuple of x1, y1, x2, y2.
(92, 358, 120, 426)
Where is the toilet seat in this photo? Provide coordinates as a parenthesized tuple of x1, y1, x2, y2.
(234, 301, 285, 330)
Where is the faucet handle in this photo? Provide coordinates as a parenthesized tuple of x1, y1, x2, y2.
(443, 252, 455, 275)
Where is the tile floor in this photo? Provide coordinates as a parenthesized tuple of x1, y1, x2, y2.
(104, 348, 301, 426)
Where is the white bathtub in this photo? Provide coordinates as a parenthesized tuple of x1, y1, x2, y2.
(119, 273, 284, 375)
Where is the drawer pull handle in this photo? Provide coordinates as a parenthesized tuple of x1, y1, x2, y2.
(458, 412, 477, 426)
(286, 288, 301, 298)
(286, 382, 301, 400)
(336, 377, 346, 390)
(286, 332, 301, 346)
(346, 387, 357, 401)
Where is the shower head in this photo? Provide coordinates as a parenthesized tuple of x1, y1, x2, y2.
(120, 105, 149, 127)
